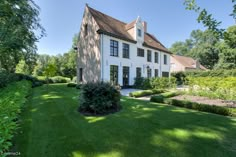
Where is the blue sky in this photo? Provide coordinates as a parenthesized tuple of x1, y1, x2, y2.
(35, 0, 235, 55)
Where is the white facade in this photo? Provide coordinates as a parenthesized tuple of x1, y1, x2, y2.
(100, 34, 170, 86)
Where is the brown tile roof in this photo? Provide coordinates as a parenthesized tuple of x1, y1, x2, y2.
(172, 55, 207, 70)
(87, 6, 171, 54)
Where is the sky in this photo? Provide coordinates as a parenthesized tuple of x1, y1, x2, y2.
(34, 0, 235, 55)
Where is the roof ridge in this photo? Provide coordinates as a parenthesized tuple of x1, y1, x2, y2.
(87, 6, 127, 25)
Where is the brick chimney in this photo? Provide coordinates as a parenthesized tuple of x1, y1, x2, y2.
(142, 21, 147, 32)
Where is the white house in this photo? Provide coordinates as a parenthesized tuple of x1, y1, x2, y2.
(77, 4, 172, 87)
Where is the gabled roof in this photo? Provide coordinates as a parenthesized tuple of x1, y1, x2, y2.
(172, 55, 207, 70)
(87, 6, 171, 54)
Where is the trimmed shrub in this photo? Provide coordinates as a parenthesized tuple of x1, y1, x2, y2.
(168, 99, 232, 116)
(50, 76, 70, 83)
(0, 80, 31, 155)
(134, 77, 176, 90)
(129, 89, 165, 98)
(150, 91, 182, 103)
(0, 71, 43, 88)
(79, 82, 121, 115)
(76, 84, 82, 89)
(150, 95, 165, 103)
(67, 83, 77, 87)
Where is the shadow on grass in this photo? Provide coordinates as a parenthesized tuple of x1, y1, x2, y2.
(13, 84, 236, 157)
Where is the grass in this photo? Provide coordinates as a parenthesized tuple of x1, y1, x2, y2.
(12, 84, 236, 157)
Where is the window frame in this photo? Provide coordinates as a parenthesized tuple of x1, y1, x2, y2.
(147, 50, 152, 62)
(122, 43, 130, 59)
(138, 29, 142, 37)
(155, 69, 158, 77)
(147, 68, 152, 78)
(136, 67, 142, 78)
(110, 65, 119, 85)
(164, 54, 167, 65)
(155, 52, 159, 63)
(137, 48, 144, 57)
(110, 40, 119, 57)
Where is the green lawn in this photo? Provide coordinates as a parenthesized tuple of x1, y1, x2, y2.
(13, 84, 236, 157)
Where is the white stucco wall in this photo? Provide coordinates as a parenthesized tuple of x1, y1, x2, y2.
(101, 35, 170, 86)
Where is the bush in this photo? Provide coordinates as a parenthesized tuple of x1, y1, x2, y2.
(67, 83, 77, 87)
(133, 77, 151, 89)
(129, 89, 165, 98)
(188, 77, 236, 100)
(168, 99, 232, 116)
(0, 80, 31, 155)
(76, 84, 82, 89)
(50, 76, 71, 83)
(150, 91, 182, 103)
(79, 82, 121, 115)
(134, 77, 176, 90)
(0, 71, 43, 88)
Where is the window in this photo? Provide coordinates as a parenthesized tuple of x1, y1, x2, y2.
(122, 43, 129, 58)
(155, 52, 159, 63)
(164, 54, 167, 65)
(155, 69, 158, 77)
(110, 40, 119, 57)
(79, 68, 83, 82)
(138, 29, 142, 37)
(84, 24, 88, 37)
(162, 72, 169, 77)
(147, 68, 152, 78)
(136, 67, 142, 78)
(147, 50, 152, 62)
(137, 48, 144, 57)
(110, 65, 119, 85)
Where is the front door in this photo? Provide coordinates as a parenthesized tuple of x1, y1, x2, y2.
(123, 66, 129, 87)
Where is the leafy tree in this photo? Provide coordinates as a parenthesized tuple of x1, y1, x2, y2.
(224, 25, 236, 49)
(169, 41, 190, 55)
(0, 0, 45, 72)
(184, 0, 236, 39)
(15, 60, 30, 75)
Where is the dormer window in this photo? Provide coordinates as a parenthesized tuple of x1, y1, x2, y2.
(84, 24, 88, 36)
(138, 29, 142, 37)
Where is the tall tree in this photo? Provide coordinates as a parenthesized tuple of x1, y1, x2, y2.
(15, 60, 30, 74)
(0, 0, 45, 72)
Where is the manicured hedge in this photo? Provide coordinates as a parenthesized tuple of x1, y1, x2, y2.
(150, 91, 182, 103)
(79, 82, 121, 115)
(188, 77, 236, 100)
(168, 99, 232, 116)
(171, 69, 236, 85)
(67, 83, 77, 87)
(129, 89, 165, 98)
(0, 70, 43, 88)
(0, 80, 31, 155)
(36, 76, 71, 84)
(150, 93, 232, 116)
(134, 77, 176, 90)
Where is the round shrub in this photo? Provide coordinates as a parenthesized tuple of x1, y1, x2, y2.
(79, 82, 121, 115)
(67, 83, 77, 87)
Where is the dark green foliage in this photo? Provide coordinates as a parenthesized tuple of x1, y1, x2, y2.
(129, 89, 165, 98)
(150, 95, 165, 103)
(134, 77, 176, 90)
(0, 80, 31, 155)
(133, 77, 151, 89)
(171, 69, 236, 85)
(76, 84, 82, 89)
(50, 76, 70, 83)
(67, 83, 76, 87)
(171, 71, 187, 85)
(0, 70, 43, 88)
(168, 99, 232, 116)
(150, 91, 182, 103)
(79, 82, 121, 115)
